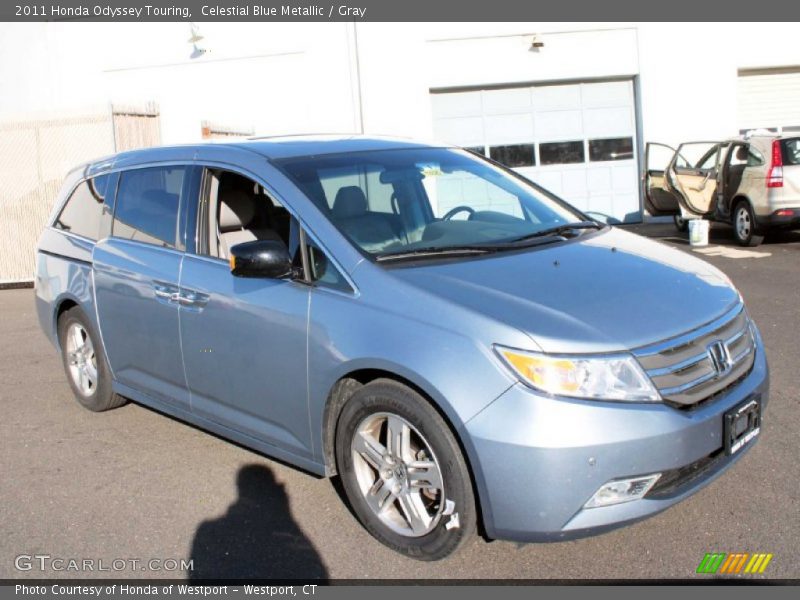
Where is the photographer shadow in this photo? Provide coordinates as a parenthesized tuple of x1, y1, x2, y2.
(189, 464, 328, 580)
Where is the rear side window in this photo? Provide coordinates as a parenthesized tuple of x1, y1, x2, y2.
(113, 167, 186, 248)
(54, 175, 110, 240)
(781, 139, 800, 165)
(747, 147, 765, 166)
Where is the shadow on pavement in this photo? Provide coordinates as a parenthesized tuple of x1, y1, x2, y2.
(189, 464, 328, 580)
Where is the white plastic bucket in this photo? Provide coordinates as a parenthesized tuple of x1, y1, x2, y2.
(688, 219, 709, 247)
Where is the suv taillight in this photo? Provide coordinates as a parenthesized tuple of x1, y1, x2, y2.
(767, 140, 784, 188)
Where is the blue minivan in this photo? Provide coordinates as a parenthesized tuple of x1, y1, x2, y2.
(35, 136, 768, 560)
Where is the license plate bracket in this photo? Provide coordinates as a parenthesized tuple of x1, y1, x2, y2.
(724, 396, 761, 456)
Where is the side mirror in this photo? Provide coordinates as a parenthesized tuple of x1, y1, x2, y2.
(229, 240, 293, 279)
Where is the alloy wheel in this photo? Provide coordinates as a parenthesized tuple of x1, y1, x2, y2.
(351, 412, 445, 537)
(65, 322, 97, 396)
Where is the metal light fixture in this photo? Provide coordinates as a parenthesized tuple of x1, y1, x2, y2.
(188, 22, 204, 44)
(529, 34, 544, 51)
(188, 22, 207, 58)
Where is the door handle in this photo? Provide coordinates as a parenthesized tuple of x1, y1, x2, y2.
(177, 289, 209, 308)
(153, 281, 179, 302)
(689, 172, 712, 192)
(177, 292, 196, 306)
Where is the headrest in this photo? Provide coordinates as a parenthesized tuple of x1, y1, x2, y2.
(219, 189, 255, 231)
(332, 186, 368, 218)
(735, 146, 749, 161)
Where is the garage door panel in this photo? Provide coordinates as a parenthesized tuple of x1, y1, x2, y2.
(482, 88, 533, 114)
(431, 79, 640, 222)
(587, 166, 612, 190)
(583, 106, 634, 138)
(562, 170, 589, 195)
(532, 85, 582, 110)
(484, 113, 534, 144)
(431, 92, 483, 118)
(611, 164, 637, 191)
(534, 110, 583, 141)
(738, 70, 800, 131)
(581, 80, 633, 107)
(532, 170, 563, 195)
(433, 117, 484, 146)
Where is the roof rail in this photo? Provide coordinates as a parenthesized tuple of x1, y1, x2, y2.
(246, 132, 361, 140)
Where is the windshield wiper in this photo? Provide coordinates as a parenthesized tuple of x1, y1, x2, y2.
(375, 245, 496, 262)
(508, 220, 602, 244)
(375, 222, 603, 262)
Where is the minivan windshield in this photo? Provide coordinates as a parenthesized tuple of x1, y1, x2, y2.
(276, 148, 596, 260)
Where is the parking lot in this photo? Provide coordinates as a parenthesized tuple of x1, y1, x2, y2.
(1, 222, 798, 581)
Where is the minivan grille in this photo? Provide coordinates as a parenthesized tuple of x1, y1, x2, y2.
(633, 304, 756, 407)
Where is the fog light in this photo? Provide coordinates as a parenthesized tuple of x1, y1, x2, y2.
(584, 474, 661, 508)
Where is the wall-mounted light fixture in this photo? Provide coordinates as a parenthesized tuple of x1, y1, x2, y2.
(529, 34, 544, 51)
(188, 23, 208, 58)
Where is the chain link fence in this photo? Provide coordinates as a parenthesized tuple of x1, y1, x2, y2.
(0, 104, 160, 284)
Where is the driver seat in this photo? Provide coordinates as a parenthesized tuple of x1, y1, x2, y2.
(332, 186, 401, 250)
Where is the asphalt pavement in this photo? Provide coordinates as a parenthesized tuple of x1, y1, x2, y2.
(1, 222, 798, 581)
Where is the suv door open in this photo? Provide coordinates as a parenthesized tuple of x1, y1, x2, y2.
(666, 142, 723, 217)
(644, 142, 681, 216)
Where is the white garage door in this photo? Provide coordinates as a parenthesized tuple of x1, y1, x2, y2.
(431, 80, 641, 223)
(738, 68, 800, 135)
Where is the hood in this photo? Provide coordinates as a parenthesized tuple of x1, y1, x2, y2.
(390, 228, 740, 353)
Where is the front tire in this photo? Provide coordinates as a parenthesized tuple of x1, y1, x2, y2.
(57, 306, 125, 412)
(733, 201, 764, 247)
(335, 379, 475, 560)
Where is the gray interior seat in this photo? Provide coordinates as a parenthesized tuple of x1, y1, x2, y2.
(218, 189, 282, 258)
(331, 186, 401, 250)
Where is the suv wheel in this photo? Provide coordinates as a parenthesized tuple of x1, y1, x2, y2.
(335, 379, 475, 560)
(58, 306, 126, 412)
(733, 201, 764, 247)
(673, 214, 689, 232)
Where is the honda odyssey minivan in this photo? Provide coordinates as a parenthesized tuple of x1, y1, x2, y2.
(35, 135, 768, 560)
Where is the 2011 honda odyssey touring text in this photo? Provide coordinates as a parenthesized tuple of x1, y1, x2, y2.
(35, 136, 769, 560)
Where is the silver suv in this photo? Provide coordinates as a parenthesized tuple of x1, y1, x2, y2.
(645, 135, 800, 245)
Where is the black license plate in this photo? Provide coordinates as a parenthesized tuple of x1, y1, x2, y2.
(724, 397, 761, 456)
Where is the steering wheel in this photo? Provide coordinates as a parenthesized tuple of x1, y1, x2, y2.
(442, 205, 476, 221)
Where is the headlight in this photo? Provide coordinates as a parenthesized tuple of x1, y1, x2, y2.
(495, 346, 660, 402)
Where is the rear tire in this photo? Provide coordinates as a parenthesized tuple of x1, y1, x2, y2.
(673, 214, 689, 232)
(733, 201, 764, 247)
(57, 306, 125, 412)
(335, 379, 475, 560)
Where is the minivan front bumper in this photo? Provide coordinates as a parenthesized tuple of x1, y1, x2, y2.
(463, 326, 769, 542)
